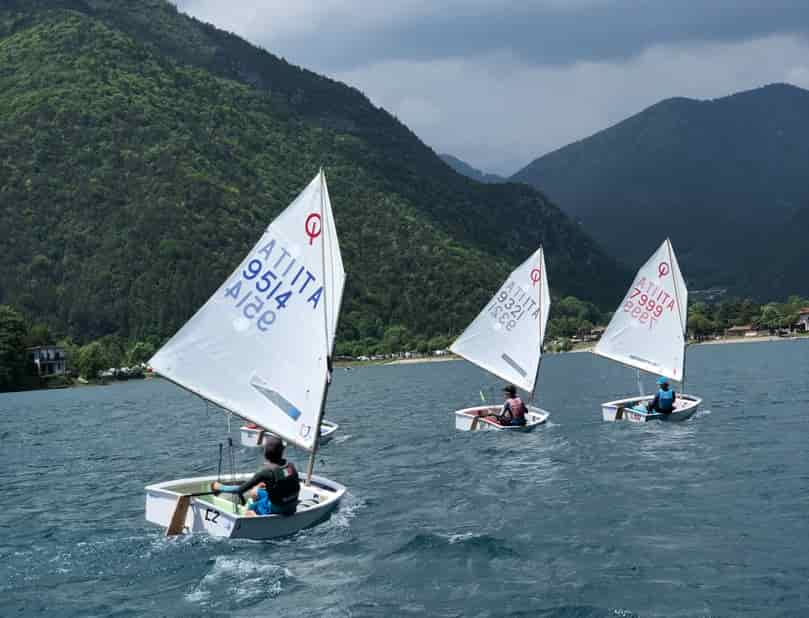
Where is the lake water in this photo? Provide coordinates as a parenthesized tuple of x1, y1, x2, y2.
(1, 340, 808, 616)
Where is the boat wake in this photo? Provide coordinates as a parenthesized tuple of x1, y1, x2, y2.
(389, 530, 518, 559)
(185, 556, 291, 608)
(328, 490, 364, 529)
(269, 491, 365, 551)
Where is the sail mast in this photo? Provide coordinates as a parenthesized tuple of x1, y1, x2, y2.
(666, 238, 687, 390)
(306, 169, 334, 485)
(529, 247, 544, 404)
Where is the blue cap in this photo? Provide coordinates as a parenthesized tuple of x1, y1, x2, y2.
(657, 376, 668, 385)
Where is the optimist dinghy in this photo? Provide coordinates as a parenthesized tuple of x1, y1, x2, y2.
(240, 419, 339, 448)
(146, 473, 346, 539)
(451, 246, 551, 431)
(594, 238, 702, 423)
(146, 170, 347, 539)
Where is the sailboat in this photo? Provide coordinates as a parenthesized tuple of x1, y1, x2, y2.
(239, 419, 339, 448)
(595, 238, 702, 423)
(145, 170, 347, 539)
(451, 247, 551, 431)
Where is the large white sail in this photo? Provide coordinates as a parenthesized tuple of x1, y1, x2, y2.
(451, 247, 550, 393)
(150, 171, 344, 451)
(594, 238, 687, 382)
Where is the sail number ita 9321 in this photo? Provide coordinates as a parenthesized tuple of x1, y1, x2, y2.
(488, 281, 539, 331)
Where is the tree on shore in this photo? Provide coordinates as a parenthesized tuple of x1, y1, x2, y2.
(75, 341, 111, 380)
(0, 305, 28, 392)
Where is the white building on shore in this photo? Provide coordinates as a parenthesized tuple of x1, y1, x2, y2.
(28, 345, 66, 377)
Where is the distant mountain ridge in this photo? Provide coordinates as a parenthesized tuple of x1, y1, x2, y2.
(440, 154, 505, 183)
(0, 0, 626, 348)
(512, 83, 809, 298)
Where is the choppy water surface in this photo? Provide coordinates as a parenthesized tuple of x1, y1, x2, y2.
(1, 340, 808, 616)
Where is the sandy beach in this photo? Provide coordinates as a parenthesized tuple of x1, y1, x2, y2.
(383, 355, 458, 366)
(366, 334, 809, 368)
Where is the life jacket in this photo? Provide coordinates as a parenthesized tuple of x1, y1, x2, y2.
(266, 462, 300, 512)
(505, 397, 527, 422)
(657, 388, 675, 412)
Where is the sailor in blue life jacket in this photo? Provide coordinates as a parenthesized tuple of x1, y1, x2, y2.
(211, 436, 301, 516)
(496, 384, 528, 426)
(647, 376, 676, 414)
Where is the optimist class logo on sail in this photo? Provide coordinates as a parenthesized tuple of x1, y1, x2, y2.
(223, 228, 326, 332)
(305, 213, 322, 245)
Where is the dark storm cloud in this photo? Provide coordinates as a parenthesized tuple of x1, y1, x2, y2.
(172, 1, 809, 174)
(174, 1, 809, 71)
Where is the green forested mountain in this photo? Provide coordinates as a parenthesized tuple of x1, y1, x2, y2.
(0, 0, 625, 352)
(439, 154, 505, 184)
(512, 84, 809, 298)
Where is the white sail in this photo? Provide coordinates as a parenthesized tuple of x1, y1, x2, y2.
(594, 238, 687, 382)
(450, 247, 550, 393)
(150, 170, 344, 451)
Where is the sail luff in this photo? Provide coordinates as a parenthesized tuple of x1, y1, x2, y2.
(530, 248, 550, 402)
(666, 239, 687, 336)
(666, 237, 689, 389)
(306, 170, 334, 483)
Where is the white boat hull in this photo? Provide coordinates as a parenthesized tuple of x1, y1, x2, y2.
(454, 405, 549, 432)
(240, 420, 339, 448)
(601, 394, 702, 423)
(145, 473, 345, 539)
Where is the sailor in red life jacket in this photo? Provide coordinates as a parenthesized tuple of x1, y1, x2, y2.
(495, 384, 528, 426)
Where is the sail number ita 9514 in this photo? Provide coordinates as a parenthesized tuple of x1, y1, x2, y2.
(223, 238, 325, 332)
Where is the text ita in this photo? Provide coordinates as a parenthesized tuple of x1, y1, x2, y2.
(224, 237, 325, 331)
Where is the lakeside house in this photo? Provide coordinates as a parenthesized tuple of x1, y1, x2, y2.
(28, 345, 66, 377)
(724, 325, 759, 338)
(584, 325, 606, 342)
(796, 308, 809, 332)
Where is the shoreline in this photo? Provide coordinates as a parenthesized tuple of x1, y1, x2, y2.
(383, 355, 457, 366)
(341, 333, 809, 368)
(11, 334, 807, 390)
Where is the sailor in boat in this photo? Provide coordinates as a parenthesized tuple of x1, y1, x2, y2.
(490, 384, 528, 426)
(210, 436, 301, 516)
(647, 376, 676, 416)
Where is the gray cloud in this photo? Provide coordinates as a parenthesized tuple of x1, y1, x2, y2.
(335, 36, 809, 174)
(172, 1, 809, 175)
(175, 0, 809, 71)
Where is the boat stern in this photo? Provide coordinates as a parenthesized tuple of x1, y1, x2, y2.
(145, 474, 346, 540)
(454, 406, 497, 431)
(239, 426, 265, 447)
(601, 394, 701, 423)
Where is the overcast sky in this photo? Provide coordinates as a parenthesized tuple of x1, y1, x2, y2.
(173, 1, 809, 175)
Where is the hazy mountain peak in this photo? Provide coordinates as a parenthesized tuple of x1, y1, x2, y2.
(439, 154, 505, 184)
